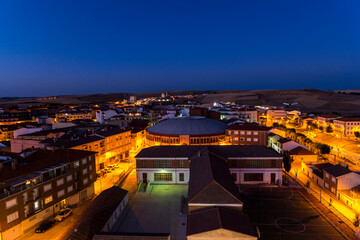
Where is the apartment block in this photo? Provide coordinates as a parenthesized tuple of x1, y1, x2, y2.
(0, 149, 96, 240)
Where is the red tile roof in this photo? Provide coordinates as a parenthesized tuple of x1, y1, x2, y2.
(187, 207, 257, 237)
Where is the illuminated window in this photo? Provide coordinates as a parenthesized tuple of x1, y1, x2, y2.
(154, 173, 172, 181)
(34, 201, 39, 210)
(67, 185, 73, 193)
(44, 196, 53, 204)
(74, 161, 80, 168)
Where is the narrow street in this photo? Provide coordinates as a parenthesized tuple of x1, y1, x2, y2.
(17, 167, 137, 240)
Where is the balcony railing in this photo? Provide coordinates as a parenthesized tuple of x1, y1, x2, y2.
(0, 168, 70, 200)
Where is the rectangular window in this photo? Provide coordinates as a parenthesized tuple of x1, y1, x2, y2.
(44, 196, 53, 204)
(234, 131, 239, 135)
(179, 173, 184, 181)
(154, 173, 172, 181)
(5, 198, 17, 209)
(83, 178, 89, 185)
(325, 173, 329, 178)
(234, 137, 238, 141)
(7, 211, 19, 223)
(57, 178, 64, 187)
(244, 173, 263, 182)
(74, 161, 80, 168)
(66, 175, 72, 182)
(253, 138, 258, 142)
(34, 201, 39, 210)
(332, 177, 336, 183)
(57, 190, 65, 198)
(154, 160, 172, 168)
(82, 158, 87, 165)
(254, 132, 258, 135)
(246, 131, 252, 135)
(240, 131, 245, 135)
(247, 138, 252, 141)
(325, 183, 329, 189)
(43, 183, 52, 192)
(83, 168, 88, 175)
(89, 165, 93, 171)
(67, 185, 73, 193)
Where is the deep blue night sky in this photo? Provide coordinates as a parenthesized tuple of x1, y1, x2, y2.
(1, 0, 360, 96)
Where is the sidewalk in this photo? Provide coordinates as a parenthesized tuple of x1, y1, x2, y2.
(286, 171, 358, 240)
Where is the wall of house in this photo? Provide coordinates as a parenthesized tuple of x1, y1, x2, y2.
(136, 168, 190, 184)
(229, 168, 282, 185)
(337, 172, 360, 190)
(101, 194, 129, 232)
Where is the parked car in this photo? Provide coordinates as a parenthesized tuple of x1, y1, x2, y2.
(55, 208, 72, 221)
(35, 220, 56, 233)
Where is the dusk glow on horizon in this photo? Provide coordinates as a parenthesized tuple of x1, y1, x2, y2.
(1, 0, 360, 96)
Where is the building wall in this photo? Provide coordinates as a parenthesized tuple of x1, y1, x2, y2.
(136, 168, 190, 184)
(230, 168, 282, 185)
(227, 130, 267, 146)
(102, 194, 128, 232)
(337, 172, 360, 190)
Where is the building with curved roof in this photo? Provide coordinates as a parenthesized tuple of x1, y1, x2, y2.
(145, 116, 227, 146)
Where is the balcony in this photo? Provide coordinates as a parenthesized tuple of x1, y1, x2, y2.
(0, 165, 70, 200)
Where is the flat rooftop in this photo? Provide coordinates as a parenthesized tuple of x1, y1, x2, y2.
(112, 185, 188, 240)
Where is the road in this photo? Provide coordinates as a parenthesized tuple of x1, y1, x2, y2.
(17, 166, 137, 240)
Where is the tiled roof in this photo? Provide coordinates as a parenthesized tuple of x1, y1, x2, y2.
(335, 117, 360, 122)
(71, 186, 128, 240)
(289, 146, 315, 155)
(324, 164, 352, 177)
(146, 116, 227, 135)
(188, 149, 242, 205)
(187, 207, 257, 237)
(226, 123, 270, 131)
(136, 145, 282, 159)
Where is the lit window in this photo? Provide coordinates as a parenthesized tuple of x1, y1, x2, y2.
(44, 196, 53, 204)
(74, 161, 80, 168)
(34, 201, 39, 210)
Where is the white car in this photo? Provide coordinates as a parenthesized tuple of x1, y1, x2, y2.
(55, 208, 72, 221)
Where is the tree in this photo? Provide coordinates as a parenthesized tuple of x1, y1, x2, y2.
(355, 132, 360, 138)
(319, 126, 324, 132)
(326, 125, 333, 133)
(272, 122, 279, 128)
(283, 152, 294, 172)
(318, 144, 331, 155)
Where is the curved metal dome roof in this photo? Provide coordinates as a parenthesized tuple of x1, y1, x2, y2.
(146, 116, 227, 136)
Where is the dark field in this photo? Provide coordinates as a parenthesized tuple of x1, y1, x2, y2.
(241, 191, 346, 240)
